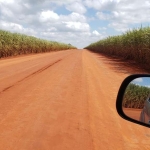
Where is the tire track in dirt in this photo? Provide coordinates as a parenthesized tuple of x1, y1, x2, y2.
(0, 59, 62, 93)
(0, 50, 94, 150)
(0, 50, 76, 93)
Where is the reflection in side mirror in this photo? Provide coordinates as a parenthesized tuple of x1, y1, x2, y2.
(122, 77, 150, 126)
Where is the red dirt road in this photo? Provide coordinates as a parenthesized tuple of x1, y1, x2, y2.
(0, 50, 150, 150)
(123, 108, 142, 121)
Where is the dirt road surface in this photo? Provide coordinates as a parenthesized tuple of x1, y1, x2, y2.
(123, 108, 142, 121)
(0, 50, 150, 150)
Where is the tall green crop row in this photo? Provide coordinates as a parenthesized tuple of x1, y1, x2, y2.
(123, 83, 150, 109)
(85, 27, 150, 65)
(0, 30, 76, 58)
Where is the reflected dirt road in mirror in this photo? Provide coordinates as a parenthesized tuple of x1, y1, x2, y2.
(123, 108, 142, 121)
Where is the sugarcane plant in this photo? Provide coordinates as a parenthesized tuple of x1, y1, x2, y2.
(0, 29, 77, 58)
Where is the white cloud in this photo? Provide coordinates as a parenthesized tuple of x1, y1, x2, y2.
(38, 11, 89, 32)
(63, 21, 90, 32)
(133, 78, 143, 83)
(39, 10, 59, 22)
(66, 2, 86, 14)
(48, 0, 83, 6)
(0, 0, 15, 4)
(87, 0, 150, 32)
(47, 27, 57, 32)
(60, 12, 87, 23)
(0, 21, 22, 31)
(0, 21, 37, 36)
(84, 0, 118, 11)
(92, 30, 100, 36)
(96, 12, 111, 20)
(108, 22, 129, 32)
(1, 6, 14, 18)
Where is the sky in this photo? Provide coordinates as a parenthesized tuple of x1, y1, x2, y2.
(132, 77, 150, 88)
(0, 0, 150, 48)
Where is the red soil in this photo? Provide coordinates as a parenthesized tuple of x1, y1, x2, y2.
(0, 49, 150, 150)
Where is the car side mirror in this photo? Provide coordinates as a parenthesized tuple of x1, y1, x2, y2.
(116, 74, 150, 128)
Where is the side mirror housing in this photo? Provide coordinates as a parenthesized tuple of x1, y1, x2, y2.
(116, 74, 150, 128)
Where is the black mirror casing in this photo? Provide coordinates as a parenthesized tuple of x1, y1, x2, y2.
(116, 74, 150, 128)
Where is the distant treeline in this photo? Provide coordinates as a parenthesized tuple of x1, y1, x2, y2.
(123, 83, 150, 109)
(85, 27, 150, 69)
(0, 30, 76, 58)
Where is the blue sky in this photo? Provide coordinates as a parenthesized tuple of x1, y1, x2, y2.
(0, 0, 150, 48)
(132, 77, 150, 88)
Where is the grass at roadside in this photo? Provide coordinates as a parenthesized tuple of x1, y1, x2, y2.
(123, 83, 150, 109)
(85, 27, 150, 70)
(0, 29, 76, 58)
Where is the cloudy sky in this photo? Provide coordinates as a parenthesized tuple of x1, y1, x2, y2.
(132, 77, 150, 88)
(0, 0, 150, 48)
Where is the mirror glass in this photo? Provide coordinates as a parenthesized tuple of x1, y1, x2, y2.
(122, 77, 150, 125)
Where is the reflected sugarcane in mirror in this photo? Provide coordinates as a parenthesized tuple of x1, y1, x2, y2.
(122, 77, 150, 125)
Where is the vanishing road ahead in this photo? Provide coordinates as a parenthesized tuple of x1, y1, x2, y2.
(0, 50, 150, 150)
